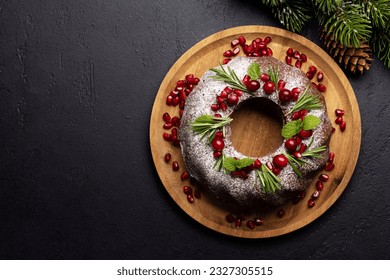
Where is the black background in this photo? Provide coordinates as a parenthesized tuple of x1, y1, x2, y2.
(1, 0, 389, 259)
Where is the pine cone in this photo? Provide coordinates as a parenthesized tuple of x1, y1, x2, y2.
(321, 32, 373, 75)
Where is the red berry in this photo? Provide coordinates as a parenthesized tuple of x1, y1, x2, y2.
(263, 81, 276, 94)
(298, 129, 313, 139)
(319, 174, 329, 182)
(164, 152, 171, 163)
(293, 50, 301, 59)
(279, 88, 292, 103)
(316, 181, 324, 191)
(335, 109, 345, 117)
(306, 71, 314, 80)
(210, 104, 219, 111)
(187, 194, 194, 203)
(162, 112, 171, 123)
(285, 138, 298, 152)
(308, 199, 315, 208)
(340, 121, 346, 132)
(253, 159, 262, 169)
(278, 79, 286, 90)
(246, 80, 260, 92)
(222, 58, 231, 64)
(215, 131, 224, 138)
(172, 161, 179, 171)
(227, 93, 239, 105)
(183, 185, 192, 195)
(285, 56, 292, 65)
(273, 154, 288, 169)
(295, 60, 302, 69)
(286, 47, 294, 57)
(211, 137, 224, 151)
(335, 116, 343, 124)
(238, 35, 246, 46)
(309, 65, 317, 74)
(300, 53, 307, 62)
(260, 73, 270, 82)
(213, 151, 222, 158)
(163, 133, 171, 141)
(242, 74, 251, 85)
(325, 162, 335, 171)
(328, 152, 335, 163)
(317, 83, 326, 92)
(223, 50, 234, 57)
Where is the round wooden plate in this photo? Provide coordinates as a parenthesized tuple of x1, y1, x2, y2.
(149, 26, 361, 238)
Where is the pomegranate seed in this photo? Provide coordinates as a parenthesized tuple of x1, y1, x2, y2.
(213, 151, 222, 158)
(312, 190, 320, 199)
(253, 159, 262, 169)
(232, 47, 240, 56)
(293, 151, 302, 159)
(243, 45, 252, 55)
(166, 95, 173, 106)
(179, 91, 187, 101)
(238, 35, 246, 46)
(214, 114, 222, 118)
(226, 214, 235, 223)
(263, 81, 276, 94)
(299, 143, 307, 153)
(163, 123, 173, 129)
(273, 154, 288, 169)
(231, 38, 240, 47)
(260, 73, 270, 82)
(163, 133, 171, 141)
(319, 174, 329, 182)
(242, 74, 251, 85)
(294, 136, 302, 145)
(171, 128, 178, 137)
(328, 152, 335, 163)
(238, 213, 247, 221)
(291, 111, 301, 120)
(235, 219, 242, 228)
(179, 109, 184, 117)
(335, 116, 343, 124)
(215, 131, 224, 138)
(293, 50, 300, 59)
(222, 58, 231, 64)
(300, 109, 308, 117)
(306, 71, 314, 80)
(308, 199, 315, 208)
(340, 121, 346, 132)
(175, 86, 184, 92)
(211, 137, 224, 151)
(299, 191, 306, 199)
(295, 60, 302, 68)
(311, 82, 318, 89)
(220, 91, 228, 99)
(285, 56, 292, 65)
(273, 167, 281, 175)
(278, 79, 286, 90)
(223, 50, 234, 57)
(335, 109, 345, 117)
(233, 89, 243, 96)
(300, 53, 307, 62)
(266, 162, 274, 171)
(171, 116, 180, 126)
(172, 161, 179, 171)
(163, 112, 171, 123)
(246, 220, 255, 230)
(316, 181, 324, 191)
(187, 194, 194, 203)
(164, 152, 171, 163)
(220, 102, 227, 111)
(246, 80, 260, 92)
(286, 47, 294, 57)
(216, 96, 224, 104)
(254, 217, 263, 226)
(285, 138, 298, 152)
(292, 195, 301, 204)
(325, 162, 335, 171)
(227, 93, 239, 105)
(308, 65, 317, 74)
(317, 71, 324, 82)
(210, 104, 219, 111)
(194, 189, 201, 199)
(277, 209, 285, 218)
(181, 171, 190, 181)
(172, 96, 180, 106)
(291, 87, 301, 95)
(266, 47, 273, 56)
(332, 126, 336, 133)
(264, 36, 271, 44)
(298, 129, 313, 139)
(317, 83, 326, 92)
(183, 185, 192, 195)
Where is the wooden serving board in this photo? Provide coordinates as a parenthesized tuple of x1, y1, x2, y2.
(149, 26, 361, 238)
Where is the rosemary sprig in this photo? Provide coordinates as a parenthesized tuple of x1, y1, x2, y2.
(255, 164, 282, 193)
(213, 153, 226, 172)
(301, 145, 327, 158)
(284, 153, 305, 177)
(210, 65, 250, 93)
(266, 65, 279, 84)
(287, 84, 321, 115)
(190, 114, 232, 143)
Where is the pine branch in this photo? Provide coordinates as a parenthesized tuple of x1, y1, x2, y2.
(371, 26, 390, 68)
(359, 0, 390, 29)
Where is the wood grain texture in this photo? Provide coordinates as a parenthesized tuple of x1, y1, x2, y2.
(149, 26, 361, 238)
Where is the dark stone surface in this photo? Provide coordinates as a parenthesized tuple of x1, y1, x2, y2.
(0, 0, 389, 260)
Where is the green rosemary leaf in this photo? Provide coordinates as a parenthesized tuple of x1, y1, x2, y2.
(302, 145, 327, 158)
(288, 85, 321, 115)
(302, 115, 321, 130)
(281, 119, 303, 139)
(266, 65, 279, 84)
(210, 66, 250, 93)
(255, 164, 282, 193)
(247, 62, 261, 80)
(190, 114, 233, 144)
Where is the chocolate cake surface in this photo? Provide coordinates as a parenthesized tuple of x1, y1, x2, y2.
(179, 56, 332, 207)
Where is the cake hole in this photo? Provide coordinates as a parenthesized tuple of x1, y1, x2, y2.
(230, 98, 284, 157)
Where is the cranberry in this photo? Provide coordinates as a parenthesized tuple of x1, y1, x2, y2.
(246, 80, 260, 92)
(279, 88, 292, 103)
(277, 209, 285, 218)
(317, 71, 324, 82)
(181, 171, 190, 181)
(335, 109, 345, 117)
(246, 220, 255, 229)
(164, 152, 171, 163)
(300, 53, 307, 62)
(273, 154, 288, 168)
(285, 138, 298, 152)
(254, 217, 263, 226)
(340, 121, 346, 132)
(325, 162, 335, 171)
(316, 181, 324, 191)
(319, 174, 329, 182)
(308, 199, 315, 208)
(226, 214, 235, 223)
(211, 137, 224, 151)
(263, 81, 276, 94)
(317, 83, 326, 92)
(260, 73, 270, 82)
(335, 116, 343, 124)
(187, 194, 194, 203)
(223, 50, 234, 57)
(172, 161, 179, 171)
(227, 93, 239, 105)
(298, 129, 313, 139)
(308, 65, 317, 74)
